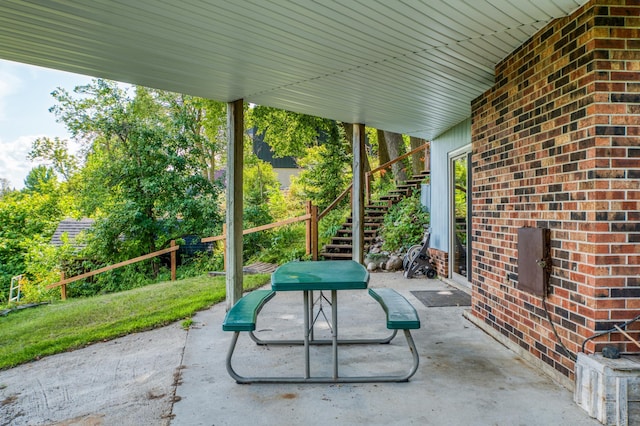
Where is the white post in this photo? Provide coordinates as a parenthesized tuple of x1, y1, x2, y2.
(352, 123, 365, 264)
(226, 99, 244, 309)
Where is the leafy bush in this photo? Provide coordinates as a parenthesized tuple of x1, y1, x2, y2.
(19, 237, 78, 302)
(242, 204, 274, 261)
(174, 249, 225, 278)
(380, 193, 429, 253)
(254, 223, 308, 264)
(318, 206, 349, 248)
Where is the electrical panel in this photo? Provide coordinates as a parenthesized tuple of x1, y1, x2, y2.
(517, 227, 550, 297)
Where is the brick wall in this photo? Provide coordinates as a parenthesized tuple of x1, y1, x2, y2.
(471, 0, 640, 379)
(428, 248, 448, 277)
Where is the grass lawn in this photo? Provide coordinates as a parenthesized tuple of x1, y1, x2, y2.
(0, 273, 270, 370)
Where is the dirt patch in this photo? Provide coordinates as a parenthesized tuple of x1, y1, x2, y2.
(49, 414, 105, 426)
(280, 393, 297, 399)
(1, 394, 18, 406)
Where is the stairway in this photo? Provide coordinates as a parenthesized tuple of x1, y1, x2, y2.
(320, 170, 430, 260)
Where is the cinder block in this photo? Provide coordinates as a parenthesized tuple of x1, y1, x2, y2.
(575, 352, 640, 426)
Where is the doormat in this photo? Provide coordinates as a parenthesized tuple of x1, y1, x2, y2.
(411, 289, 471, 307)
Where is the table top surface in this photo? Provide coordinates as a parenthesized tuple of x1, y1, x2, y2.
(271, 260, 369, 291)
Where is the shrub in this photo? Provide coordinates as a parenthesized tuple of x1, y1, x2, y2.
(254, 223, 308, 264)
(379, 193, 429, 253)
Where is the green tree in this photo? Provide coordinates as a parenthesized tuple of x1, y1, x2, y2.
(0, 189, 71, 297)
(290, 122, 351, 210)
(159, 94, 227, 183)
(243, 154, 280, 208)
(28, 136, 79, 181)
(249, 106, 335, 158)
(50, 80, 223, 267)
(23, 165, 58, 193)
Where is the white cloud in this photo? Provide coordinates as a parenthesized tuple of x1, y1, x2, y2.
(0, 135, 43, 189)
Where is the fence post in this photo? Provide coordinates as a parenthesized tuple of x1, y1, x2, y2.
(311, 204, 318, 261)
(305, 201, 312, 256)
(170, 240, 176, 281)
(222, 223, 227, 271)
(424, 144, 430, 171)
(60, 271, 67, 301)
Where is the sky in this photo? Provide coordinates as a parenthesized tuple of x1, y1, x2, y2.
(0, 59, 93, 189)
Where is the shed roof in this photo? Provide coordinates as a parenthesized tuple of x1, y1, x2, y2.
(50, 218, 95, 247)
(0, 1, 588, 140)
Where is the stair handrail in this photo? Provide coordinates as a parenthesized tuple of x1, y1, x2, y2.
(318, 183, 352, 221)
(365, 142, 430, 204)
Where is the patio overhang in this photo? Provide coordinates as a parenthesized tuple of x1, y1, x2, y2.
(0, 0, 587, 140)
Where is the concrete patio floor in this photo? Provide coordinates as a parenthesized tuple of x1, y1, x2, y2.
(171, 272, 598, 426)
(0, 271, 599, 425)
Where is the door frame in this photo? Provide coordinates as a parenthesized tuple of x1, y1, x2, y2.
(448, 144, 472, 287)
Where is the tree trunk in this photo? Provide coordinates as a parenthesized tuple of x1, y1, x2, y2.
(341, 123, 370, 173)
(377, 129, 390, 166)
(409, 136, 426, 175)
(383, 131, 408, 183)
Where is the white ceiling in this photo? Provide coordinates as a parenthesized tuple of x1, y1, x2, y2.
(0, 0, 588, 139)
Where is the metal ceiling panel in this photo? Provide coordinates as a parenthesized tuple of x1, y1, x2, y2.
(0, 0, 588, 139)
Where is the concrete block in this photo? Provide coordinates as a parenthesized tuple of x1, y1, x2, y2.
(575, 352, 640, 426)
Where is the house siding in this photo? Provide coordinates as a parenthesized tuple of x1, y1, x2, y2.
(471, 0, 640, 379)
(430, 118, 471, 253)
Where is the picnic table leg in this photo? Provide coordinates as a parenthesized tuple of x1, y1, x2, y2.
(304, 290, 310, 379)
(309, 290, 314, 341)
(332, 289, 338, 380)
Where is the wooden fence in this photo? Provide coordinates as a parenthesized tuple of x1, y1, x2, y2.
(202, 201, 319, 268)
(47, 240, 179, 300)
(44, 145, 429, 301)
(45, 202, 320, 301)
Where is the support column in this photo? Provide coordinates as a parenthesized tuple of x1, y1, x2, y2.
(352, 123, 365, 264)
(225, 99, 244, 310)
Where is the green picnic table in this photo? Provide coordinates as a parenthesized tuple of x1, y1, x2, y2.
(223, 260, 420, 383)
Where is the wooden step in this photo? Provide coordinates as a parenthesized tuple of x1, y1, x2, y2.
(331, 236, 374, 243)
(346, 216, 384, 223)
(367, 201, 392, 208)
(320, 252, 353, 260)
(336, 229, 377, 236)
(363, 210, 386, 216)
(341, 222, 381, 229)
(323, 244, 353, 251)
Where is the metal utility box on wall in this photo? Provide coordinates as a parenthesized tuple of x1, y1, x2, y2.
(517, 227, 550, 297)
